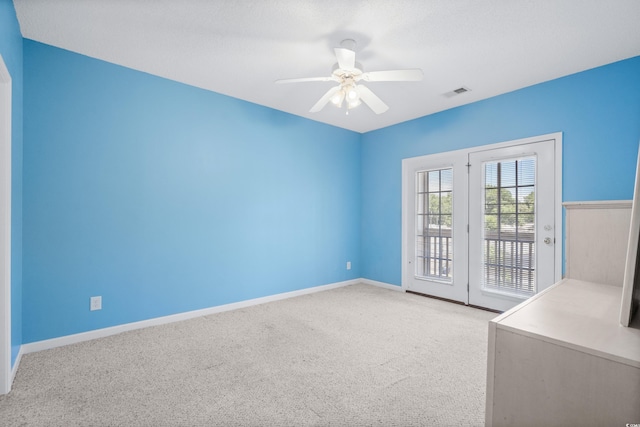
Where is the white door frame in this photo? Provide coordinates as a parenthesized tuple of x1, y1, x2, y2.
(0, 54, 12, 395)
(402, 133, 563, 304)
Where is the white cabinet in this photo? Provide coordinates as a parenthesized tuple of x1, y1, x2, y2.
(486, 279, 640, 426)
(486, 200, 640, 426)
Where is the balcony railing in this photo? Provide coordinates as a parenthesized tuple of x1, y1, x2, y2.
(416, 228, 535, 294)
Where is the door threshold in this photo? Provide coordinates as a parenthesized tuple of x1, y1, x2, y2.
(467, 304, 503, 314)
(406, 290, 465, 306)
(406, 290, 503, 314)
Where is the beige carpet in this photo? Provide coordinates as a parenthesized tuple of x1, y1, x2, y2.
(0, 284, 496, 426)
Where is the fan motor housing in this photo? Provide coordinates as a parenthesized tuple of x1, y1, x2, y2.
(331, 62, 363, 79)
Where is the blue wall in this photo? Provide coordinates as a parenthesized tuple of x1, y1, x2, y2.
(15, 34, 640, 342)
(0, 0, 23, 366)
(360, 56, 640, 286)
(23, 40, 361, 343)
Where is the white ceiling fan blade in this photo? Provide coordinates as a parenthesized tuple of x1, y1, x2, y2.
(357, 85, 389, 114)
(360, 69, 424, 82)
(334, 47, 356, 70)
(275, 76, 338, 84)
(310, 86, 342, 113)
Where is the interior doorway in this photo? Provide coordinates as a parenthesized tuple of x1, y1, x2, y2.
(402, 133, 562, 312)
(0, 54, 12, 394)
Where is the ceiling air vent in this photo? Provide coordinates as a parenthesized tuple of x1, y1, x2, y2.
(443, 86, 471, 98)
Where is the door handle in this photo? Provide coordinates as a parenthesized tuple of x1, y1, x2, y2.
(543, 237, 553, 245)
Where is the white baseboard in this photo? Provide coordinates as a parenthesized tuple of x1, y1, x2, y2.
(22, 278, 361, 355)
(11, 346, 22, 384)
(361, 278, 403, 292)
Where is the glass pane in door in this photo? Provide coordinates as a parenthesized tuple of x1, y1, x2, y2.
(416, 168, 453, 282)
(482, 157, 536, 295)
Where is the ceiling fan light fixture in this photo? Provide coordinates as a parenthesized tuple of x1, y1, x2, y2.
(331, 89, 345, 106)
(348, 98, 362, 109)
(346, 85, 359, 101)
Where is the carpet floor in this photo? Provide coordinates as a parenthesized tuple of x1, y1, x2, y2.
(0, 283, 497, 426)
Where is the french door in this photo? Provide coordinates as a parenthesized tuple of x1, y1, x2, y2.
(402, 151, 469, 303)
(467, 140, 557, 311)
(402, 134, 561, 312)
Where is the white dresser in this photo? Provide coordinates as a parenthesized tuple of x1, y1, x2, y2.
(486, 201, 640, 426)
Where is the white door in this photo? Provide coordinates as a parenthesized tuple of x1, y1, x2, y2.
(403, 134, 561, 312)
(468, 140, 557, 312)
(402, 151, 468, 303)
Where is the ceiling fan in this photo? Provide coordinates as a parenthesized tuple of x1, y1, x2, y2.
(276, 39, 423, 115)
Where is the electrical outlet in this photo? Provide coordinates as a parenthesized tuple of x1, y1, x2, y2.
(90, 296, 102, 311)
(346, 261, 351, 270)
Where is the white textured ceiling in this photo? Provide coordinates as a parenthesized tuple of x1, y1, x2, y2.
(13, 0, 640, 133)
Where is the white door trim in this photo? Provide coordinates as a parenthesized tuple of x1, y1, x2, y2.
(0, 54, 12, 395)
(402, 132, 563, 302)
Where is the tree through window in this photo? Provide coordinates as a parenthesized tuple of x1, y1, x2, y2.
(416, 168, 453, 282)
